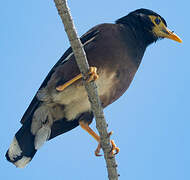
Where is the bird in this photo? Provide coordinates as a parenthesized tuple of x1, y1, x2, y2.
(6, 8, 182, 168)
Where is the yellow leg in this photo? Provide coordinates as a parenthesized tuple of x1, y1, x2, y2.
(56, 66, 99, 92)
(79, 121, 100, 142)
(79, 121, 120, 156)
(56, 74, 82, 91)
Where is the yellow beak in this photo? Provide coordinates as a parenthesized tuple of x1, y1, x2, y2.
(162, 27, 182, 43)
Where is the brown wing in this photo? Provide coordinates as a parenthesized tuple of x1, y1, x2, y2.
(20, 28, 99, 124)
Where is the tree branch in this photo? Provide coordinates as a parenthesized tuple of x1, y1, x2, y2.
(53, 0, 119, 179)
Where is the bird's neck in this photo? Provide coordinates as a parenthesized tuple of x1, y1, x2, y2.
(120, 26, 148, 67)
(128, 25, 155, 49)
(116, 15, 157, 47)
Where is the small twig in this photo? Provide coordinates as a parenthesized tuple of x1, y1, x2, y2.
(53, 0, 119, 179)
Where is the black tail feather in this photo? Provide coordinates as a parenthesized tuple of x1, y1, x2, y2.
(6, 118, 37, 168)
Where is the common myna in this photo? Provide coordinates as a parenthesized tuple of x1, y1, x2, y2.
(6, 8, 182, 168)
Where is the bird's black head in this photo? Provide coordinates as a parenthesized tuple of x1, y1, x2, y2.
(116, 8, 182, 46)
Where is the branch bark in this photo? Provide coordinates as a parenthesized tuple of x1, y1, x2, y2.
(53, 0, 119, 179)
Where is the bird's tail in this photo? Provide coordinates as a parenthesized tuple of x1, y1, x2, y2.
(5, 119, 37, 168)
(6, 103, 55, 168)
(6, 101, 80, 168)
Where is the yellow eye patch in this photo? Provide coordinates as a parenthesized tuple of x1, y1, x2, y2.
(148, 15, 162, 26)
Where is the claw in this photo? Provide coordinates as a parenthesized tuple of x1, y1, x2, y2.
(108, 131, 113, 137)
(94, 131, 120, 157)
(87, 67, 99, 83)
(95, 143, 102, 156)
(110, 140, 120, 156)
(79, 121, 119, 157)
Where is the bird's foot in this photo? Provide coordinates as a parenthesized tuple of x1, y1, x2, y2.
(95, 131, 120, 157)
(87, 67, 99, 83)
(110, 139, 120, 156)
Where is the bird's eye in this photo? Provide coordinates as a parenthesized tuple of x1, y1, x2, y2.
(155, 17, 161, 25)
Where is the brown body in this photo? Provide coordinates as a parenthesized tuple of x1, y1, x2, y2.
(31, 23, 146, 137)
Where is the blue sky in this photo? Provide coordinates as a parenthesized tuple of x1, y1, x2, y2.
(1, 0, 189, 179)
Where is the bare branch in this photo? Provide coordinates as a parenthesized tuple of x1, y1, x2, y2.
(53, 0, 119, 179)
